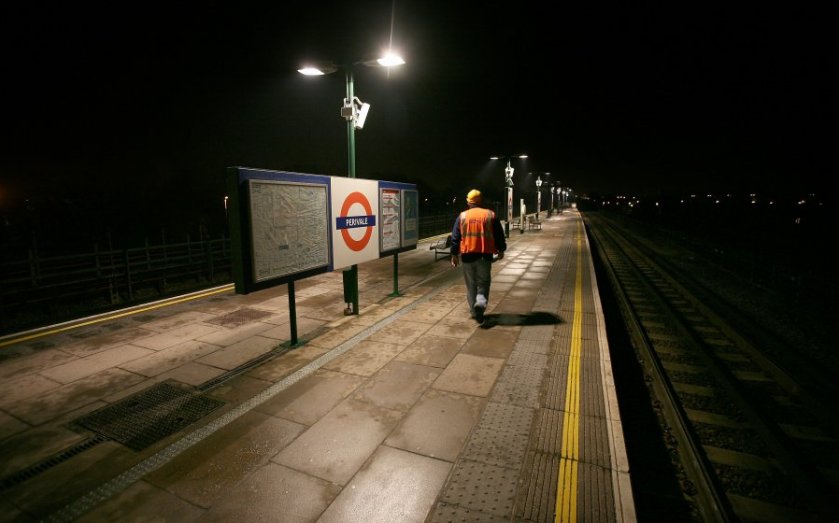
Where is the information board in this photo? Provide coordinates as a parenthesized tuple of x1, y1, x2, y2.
(247, 179, 329, 282)
(401, 189, 418, 246)
(380, 188, 401, 252)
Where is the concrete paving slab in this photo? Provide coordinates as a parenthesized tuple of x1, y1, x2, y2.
(204, 374, 272, 404)
(39, 344, 154, 384)
(245, 344, 331, 382)
(194, 320, 277, 346)
(76, 480, 205, 522)
(156, 362, 227, 387)
(432, 353, 505, 397)
(0, 348, 77, 379)
(146, 411, 305, 508)
(385, 389, 485, 462)
(255, 368, 366, 426)
(461, 327, 518, 359)
(271, 398, 403, 485)
(61, 327, 159, 357)
(194, 335, 278, 370)
(322, 339, 403, 377)
(352, 360, 440, 411)
(317, 446, 451, 523)
(138, 311, 217, 332)
(199, 463, 341, 523)
(367, 319, 433, 346)
(131, 323, 222, 351)
(395, 333, 464, 368)
(117, 340, 221, 377)
(0, 372, 61, 408)
(4, 368, 146, 426)
(0, 411, 29, 441)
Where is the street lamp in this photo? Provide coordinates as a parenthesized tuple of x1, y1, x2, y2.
(529, 171, 550, 217)
(556, 182, 563, 213)
(299, 51, 405, 315)
(490, 154, 527, 237)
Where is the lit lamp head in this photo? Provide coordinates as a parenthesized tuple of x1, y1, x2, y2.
(536, 176, 542, 188)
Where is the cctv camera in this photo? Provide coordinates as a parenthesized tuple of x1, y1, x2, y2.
(355, 102, 371, 129)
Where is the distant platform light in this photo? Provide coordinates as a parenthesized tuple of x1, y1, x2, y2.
(377, 53, 405, 67)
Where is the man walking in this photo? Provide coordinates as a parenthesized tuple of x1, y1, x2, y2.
(450, 189, 506, 323)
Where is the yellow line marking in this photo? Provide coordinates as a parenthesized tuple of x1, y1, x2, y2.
(0, 285, 234, 348)
(556, 220, 584, 522)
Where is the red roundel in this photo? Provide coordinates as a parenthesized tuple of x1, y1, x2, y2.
(340, 191, 374, 252)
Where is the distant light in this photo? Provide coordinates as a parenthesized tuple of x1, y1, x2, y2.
(377, 53, 405, 67)
(298, 67, 326, 76)
(517, 154, 528, 159)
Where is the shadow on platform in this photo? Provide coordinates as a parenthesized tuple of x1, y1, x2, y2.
(480, 311, 562, 329)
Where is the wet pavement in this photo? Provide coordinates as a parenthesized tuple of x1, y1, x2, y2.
(0, 209, 633, 522)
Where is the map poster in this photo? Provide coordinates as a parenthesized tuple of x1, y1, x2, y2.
(401, 189, 418, 246)
(380, 188, 401, 252)
(247, 179, 329, 282)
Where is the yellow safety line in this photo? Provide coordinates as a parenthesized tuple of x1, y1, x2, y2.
(0, 284, 234, 348)
(556, 221, 584, 522)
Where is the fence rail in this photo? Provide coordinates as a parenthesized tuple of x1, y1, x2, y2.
(0, 211, 462, 335)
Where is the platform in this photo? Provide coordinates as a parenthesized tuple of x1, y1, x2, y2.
(0, 210, 635, 522)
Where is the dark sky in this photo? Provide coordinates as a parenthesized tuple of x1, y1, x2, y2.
(1, 1, 835, 233)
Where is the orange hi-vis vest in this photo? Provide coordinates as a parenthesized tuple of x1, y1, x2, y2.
(458, 207, 497, 255)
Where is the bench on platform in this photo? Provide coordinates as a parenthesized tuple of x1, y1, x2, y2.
(526, 216, 542, 230)
(429, 235, 452, 260)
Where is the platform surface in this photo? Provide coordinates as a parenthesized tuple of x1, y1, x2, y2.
(0, 210, 634, 522)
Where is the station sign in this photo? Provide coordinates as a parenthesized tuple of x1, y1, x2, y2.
(226, 167, 417, 294)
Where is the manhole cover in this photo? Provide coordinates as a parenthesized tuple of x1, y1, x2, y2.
(207, 307, 273, 328)
(74, 381, 225, 451)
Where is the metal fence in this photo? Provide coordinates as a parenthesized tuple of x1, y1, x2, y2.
(0, 211, 463, 335)
(1, 236, 233, 334)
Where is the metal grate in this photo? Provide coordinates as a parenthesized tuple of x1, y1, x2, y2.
(74, 381, 224, 451)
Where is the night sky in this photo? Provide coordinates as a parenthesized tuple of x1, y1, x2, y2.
(1, 1, 835, 243)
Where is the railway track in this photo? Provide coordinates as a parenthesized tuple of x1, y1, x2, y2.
(584, 211, 838, 522)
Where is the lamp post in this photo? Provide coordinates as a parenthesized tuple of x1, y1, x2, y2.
(490, 154, 527, 238)
(299, 52, 405, 315)
(548, 182, 554, 216)
(556, 182, 563, 213)
(529, 171, 550, 217)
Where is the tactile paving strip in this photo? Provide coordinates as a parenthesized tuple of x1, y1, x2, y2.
(517, 325, 555, 343)
(74, 381, 224, 451)
(438, 459, 520, 519)
(428, 501, 510, 523)
(493, 365, 545, 408)
(462, 402, 536, 469)
(506, 351, 549, 370)
(515, 450, 560, 523)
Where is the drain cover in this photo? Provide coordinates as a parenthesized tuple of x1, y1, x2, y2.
(74, 381, 224, 451)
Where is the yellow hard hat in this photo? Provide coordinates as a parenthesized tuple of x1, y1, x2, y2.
(466, 189, 482, 204)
